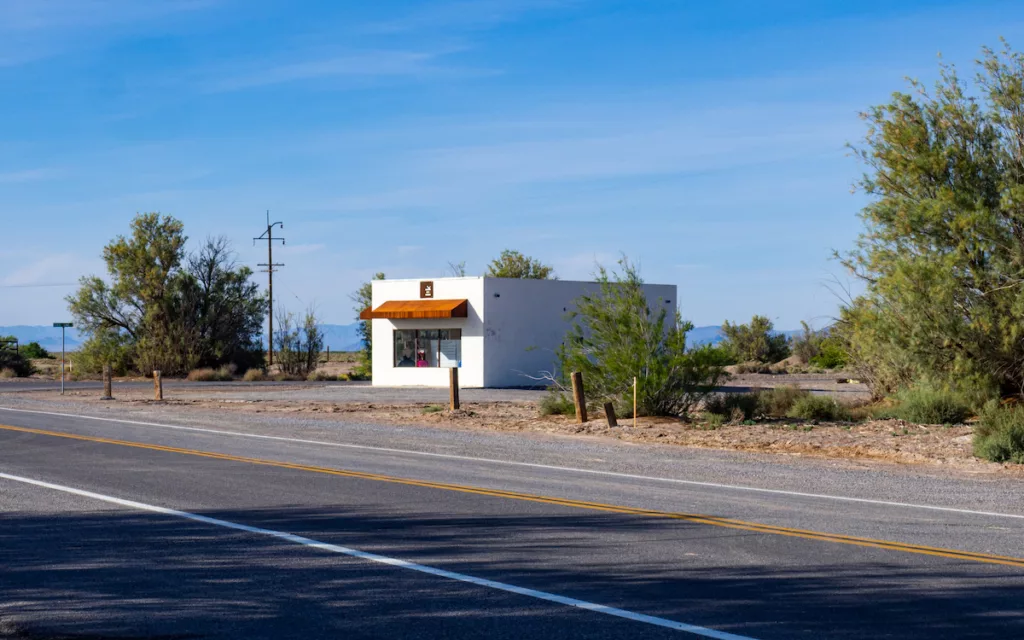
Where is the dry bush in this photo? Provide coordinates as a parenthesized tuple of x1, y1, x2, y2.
(0, 368, 17, 379)
(242, 368, 266, 382)
(186, 366, 233, 382)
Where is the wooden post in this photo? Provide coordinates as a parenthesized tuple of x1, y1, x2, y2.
(153, 370, 163, 401)
(449, 367, 460, 411)
(101, 364, 113, 400)
(633, 376, 638, 428)
(571, 371, 587, 423)
(604, 402, 618, 427)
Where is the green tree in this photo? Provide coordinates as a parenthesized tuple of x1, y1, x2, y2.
(720, 315, 790, 364)
(840, 41, 1024, 398)
(172, 236, 267, 372)
(0, 336, 32, 377)
(350, 272, 384, 377)
(555, 257, 729, 417)
(68, 215, 266, 375)
(486, 250, 555, 279)
(274, 307, 323, 377)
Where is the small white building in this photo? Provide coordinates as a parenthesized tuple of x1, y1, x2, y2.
(361, 277, 677, 388)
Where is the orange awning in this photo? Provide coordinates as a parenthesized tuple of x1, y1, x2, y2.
(359, 299, 469, 320)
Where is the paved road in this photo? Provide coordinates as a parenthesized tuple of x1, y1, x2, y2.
(0, 407, 1022, 638)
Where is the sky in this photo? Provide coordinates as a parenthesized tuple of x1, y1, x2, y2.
(1, 0, 1023, 331)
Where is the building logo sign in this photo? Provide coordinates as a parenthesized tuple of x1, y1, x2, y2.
(420, 281, 434, 299)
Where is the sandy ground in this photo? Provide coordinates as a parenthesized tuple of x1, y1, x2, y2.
(46, 382, 1021, 478)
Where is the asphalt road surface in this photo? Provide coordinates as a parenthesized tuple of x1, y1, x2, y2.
(0, 406, 1022, 639)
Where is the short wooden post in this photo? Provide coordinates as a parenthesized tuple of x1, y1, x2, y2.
(153, 370, 163, 401)
(604, 402, 618, 427)
(633, 376, 638, 428)
(571, 371, 587, 423)
(101, 364, 113, 400)
(449, 367, 460, 411)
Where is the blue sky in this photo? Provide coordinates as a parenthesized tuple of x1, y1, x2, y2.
(1, 0, 1022, 330)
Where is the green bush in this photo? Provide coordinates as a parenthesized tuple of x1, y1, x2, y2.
(757, 386, 810, 417)
(0, 349, 33, 377)
(973, 401, 1024, 463)
(886, 385, 972, 425)
(720, 315, 791, 364)
(20, 342, 52, 359)
(539, 393, 576, 416)
(704, 393, 759, 421)
(74, 331, 134, 376)
(556, 258, 729, 417)
(809, 338, 849, 369)
(422, 404, 445, 414)
(703, 412, 725, 430)
(786, 395, 851, 421)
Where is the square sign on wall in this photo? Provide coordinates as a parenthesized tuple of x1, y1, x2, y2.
(420, 281, 434, 298)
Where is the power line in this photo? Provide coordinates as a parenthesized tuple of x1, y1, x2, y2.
(254, 210, 284, 366)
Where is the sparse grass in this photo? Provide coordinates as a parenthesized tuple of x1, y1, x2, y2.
(973, 400, 1024, 463)
(539, 392, 576, 416)
(422, 404, 445, 414)
(786, 395, 851, 421)
(306, 370, 337, 381)
(186, 366, 234, 382)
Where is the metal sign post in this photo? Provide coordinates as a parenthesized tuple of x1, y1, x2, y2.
(53, 322, 73, 395)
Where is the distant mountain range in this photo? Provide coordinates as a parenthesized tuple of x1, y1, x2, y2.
(1, 324, 798, 353)
(0, 324, 364, 353)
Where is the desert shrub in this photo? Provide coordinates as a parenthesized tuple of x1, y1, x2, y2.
(786, 395, 851, 421)
(242, 368, 266, 382)
(0, 368, 17, 379)
(306, 370, 336, 381)
(973, 401, 1024, 463)
(556, 257, 729, 418)
(704, 393, 759, 422)
(186, 366, 233, 382)
(720, 315, 791, 364)
(20, 342, 52, 359)
(732, 362, 773, 374)
(757, 386, 810, 417)
(887, 385, 972, 425)
(703, 412, 725, 430)
(422, 404, 445, 414)
(0, 349, 33, 377)
(539, 392, 576, 416)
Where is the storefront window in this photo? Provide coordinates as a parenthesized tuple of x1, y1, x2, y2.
(394, 329, 461, 368)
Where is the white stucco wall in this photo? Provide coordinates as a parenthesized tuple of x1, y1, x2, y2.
(481, 278, 676, 388)
(370, 278, 486, 387)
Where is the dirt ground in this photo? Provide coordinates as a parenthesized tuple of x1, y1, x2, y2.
(58, 383, 1023, 478)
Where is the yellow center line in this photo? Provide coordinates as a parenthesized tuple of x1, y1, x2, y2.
(2, 422, 1023, 569)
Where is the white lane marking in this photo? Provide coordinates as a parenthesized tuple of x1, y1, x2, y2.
(2, 405, 1022, 521)
(0, 472, 753, 639)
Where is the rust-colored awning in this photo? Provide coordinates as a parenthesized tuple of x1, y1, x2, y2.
(359, 299, 469, 320)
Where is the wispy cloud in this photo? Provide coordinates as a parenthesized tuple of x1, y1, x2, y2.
(0, 167, 57, 184)
(0, 253, 98, 287)
(206, 48, 491, 92)
(360, 0, 576, 34)
(0, 0, 222, 67)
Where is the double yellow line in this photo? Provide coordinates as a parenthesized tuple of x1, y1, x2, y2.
(3, 422, 1024, 569)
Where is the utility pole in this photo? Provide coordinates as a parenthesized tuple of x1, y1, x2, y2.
(254, 211, 285, 366)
